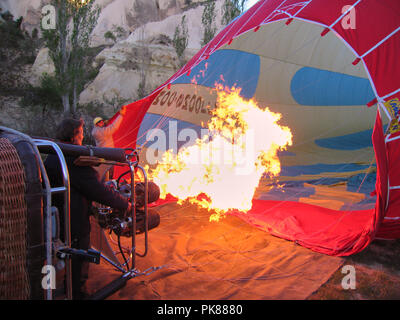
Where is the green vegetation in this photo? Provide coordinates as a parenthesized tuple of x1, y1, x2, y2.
(221, 0, 248, 26)
(137, 77, 147, 100)
(308, 239, 400, 300)
(0, 6, 105, 137)
(173, 15, 189, 67)
(104, 30, 117, 43)
(0, 10, 41, 94)
(201, 0, 217, 47)
(21, 73, 62, 111)
(41, 0, 100, 117)
(0, 11, 24, 48)
(104, 25, 127, 44)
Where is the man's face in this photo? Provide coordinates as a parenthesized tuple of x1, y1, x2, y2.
(73, 126, 84, 146)
(96, 120, 105, 128)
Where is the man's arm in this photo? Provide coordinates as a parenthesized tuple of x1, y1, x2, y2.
(70, 165, 129, 210)
(99, 106, 127, 137)
(98, 114, 124, 137)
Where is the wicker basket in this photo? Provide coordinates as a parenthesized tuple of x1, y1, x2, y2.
(0, 138, 30, 299)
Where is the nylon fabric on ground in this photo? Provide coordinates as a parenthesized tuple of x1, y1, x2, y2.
(87, 202, 343, 300)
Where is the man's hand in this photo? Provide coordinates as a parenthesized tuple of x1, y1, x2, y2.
(124, 202, 133, 218)
(120, 105, 127, 117)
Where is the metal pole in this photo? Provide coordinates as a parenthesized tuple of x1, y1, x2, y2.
(35, 140, 72, 300)
(129, 163, 136, 270)
(99, 253, 126, 273)
(135, 165, 148, 257)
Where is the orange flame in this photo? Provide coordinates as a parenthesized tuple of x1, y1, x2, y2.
(148, 85, 292, 221)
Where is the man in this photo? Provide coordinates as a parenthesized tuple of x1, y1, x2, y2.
(44, 118, 131, 299)
(92, 105, 127, 180)
(92, 105, 127, 148)
(45, 118, 160, 299)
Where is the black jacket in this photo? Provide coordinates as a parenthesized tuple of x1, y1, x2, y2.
(44, 154, 129, 240)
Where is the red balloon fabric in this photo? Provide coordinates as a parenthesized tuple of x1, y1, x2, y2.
(110, 0, 400, 255)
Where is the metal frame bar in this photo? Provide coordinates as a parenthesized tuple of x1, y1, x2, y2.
(85, 154, 152, 300)
(99, 253, 126, 273)
(0, 127, 72, 300)
(0, 127, 153, 299)
(34, 139, 72, 300)
(129, 161, 137, 271)
(134, 165, 149, 258)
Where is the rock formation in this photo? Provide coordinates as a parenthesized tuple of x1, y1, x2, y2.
(81, 0, 225, 105)
(1, 0, 226, 108)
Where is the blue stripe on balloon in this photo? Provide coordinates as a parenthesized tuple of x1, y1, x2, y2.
(290, 67, 375, 106)
(173, 49, 260, 99)
(314, 129, 373, 150)
(315, 123, 388, 150)
(138, 113, 295, 156)
(280, 163, 371, 177)
(346, 172, 376, 194)
(256, 182, 316, 202)
(137, 113, 204, 152)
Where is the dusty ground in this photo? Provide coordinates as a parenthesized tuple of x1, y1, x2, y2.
(85, 236, 400, 301)
(308, 239, 400, 300)
(85, 207, 344, 300)
(55, 208, 400, 301)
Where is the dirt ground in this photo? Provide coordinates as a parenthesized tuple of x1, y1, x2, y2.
(85, 235, 400, 301)
(308, 238, 400, 300)
(55, 205, 400, 301)
(85, 205, 344, 300)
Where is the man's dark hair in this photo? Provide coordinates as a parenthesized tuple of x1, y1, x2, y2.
(56, 118, 84, 143)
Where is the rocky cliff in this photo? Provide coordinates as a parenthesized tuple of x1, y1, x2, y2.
(0, 0, 202, 38)
(80, 0, 225, 105)
(1, 0, 225, 105)
(0, 0, 226, 135)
